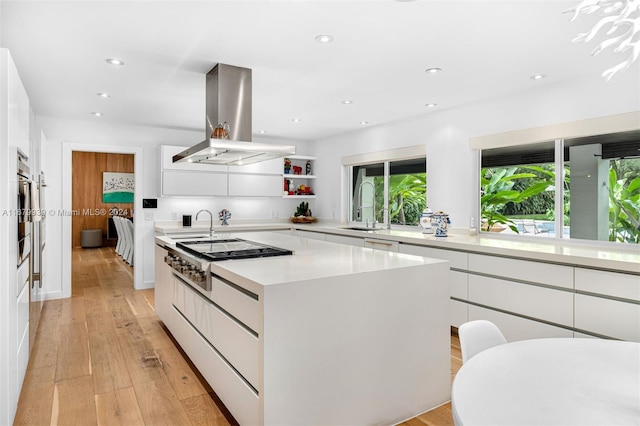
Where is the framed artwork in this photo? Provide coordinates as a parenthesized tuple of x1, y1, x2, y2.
(103, 172, 134, 203)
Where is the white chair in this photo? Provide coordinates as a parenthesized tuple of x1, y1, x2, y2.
(113, 216, 124, 256)
(118, 216, 131, 265)
(458, 320, 506, 363)
(123, 218, 134, 265)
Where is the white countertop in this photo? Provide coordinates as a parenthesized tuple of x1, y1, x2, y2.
(155, 231, 447, 287)
(155, 221, 640, 274)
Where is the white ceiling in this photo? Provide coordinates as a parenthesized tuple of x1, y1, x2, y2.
(1, 0, 636, 142)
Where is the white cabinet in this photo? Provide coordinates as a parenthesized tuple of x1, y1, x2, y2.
(325, 233, 364, 247)
(399, 244, 468, 326)
(574, 268, 640, 341)
(228, 173, 283, 197)
(467, 274, 574, 327)
(292, 229, 326, 241)
(468, 305, 573, 341)
(161, 170, 227, 197)
(153, 245, 172, 328)
(160, 145, 285, 197)
(467, 254, 573, 289)
(364, 237, 399, 252)
(283, 155, 316, 199)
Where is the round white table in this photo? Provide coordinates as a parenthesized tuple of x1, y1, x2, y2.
(451, 338, 640, 425)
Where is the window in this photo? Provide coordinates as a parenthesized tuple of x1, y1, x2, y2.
(349, 157, 426, 227)
(479, 130, 640, 244)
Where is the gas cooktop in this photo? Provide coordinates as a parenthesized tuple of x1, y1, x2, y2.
(176, 238, 293, 261)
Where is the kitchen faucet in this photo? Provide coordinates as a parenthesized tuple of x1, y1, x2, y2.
(196, 209, 214, 236)
(357, 181, 376, 228)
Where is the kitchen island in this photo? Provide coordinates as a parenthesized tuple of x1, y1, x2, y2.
(155, 232, 450, 425)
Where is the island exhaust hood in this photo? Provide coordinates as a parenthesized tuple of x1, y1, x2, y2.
(173, 64, 295, 166)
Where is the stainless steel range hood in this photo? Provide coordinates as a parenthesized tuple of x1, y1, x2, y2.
(173, 64, 295, 166)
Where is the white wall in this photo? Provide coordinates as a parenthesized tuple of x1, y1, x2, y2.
(313, 71, 640, 230)
(39, 116, 312, 299)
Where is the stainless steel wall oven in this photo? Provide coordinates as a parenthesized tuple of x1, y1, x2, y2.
(17, 150, 31, 267)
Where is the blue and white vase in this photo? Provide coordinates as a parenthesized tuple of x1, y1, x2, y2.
(432, 212, 451, 237)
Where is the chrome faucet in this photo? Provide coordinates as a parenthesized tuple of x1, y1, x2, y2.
(358, 181, 376, 228)
(196, 209, 214, 237)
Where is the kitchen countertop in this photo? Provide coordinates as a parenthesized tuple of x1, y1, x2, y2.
(155, 221, 640, 274)
(155, 231, 447, 287)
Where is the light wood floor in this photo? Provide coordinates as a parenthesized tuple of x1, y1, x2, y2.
(15, 247, 461, 425)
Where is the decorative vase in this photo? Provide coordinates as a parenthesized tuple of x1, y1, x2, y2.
(432, 211, 451, 237)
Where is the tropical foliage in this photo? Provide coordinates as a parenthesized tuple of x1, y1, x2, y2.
(608, 168, 640, 243)
(373, 174, 426, 226)
(480, 166, 554, 232)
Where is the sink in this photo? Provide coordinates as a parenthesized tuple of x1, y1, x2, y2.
(344, 226, 380, 233)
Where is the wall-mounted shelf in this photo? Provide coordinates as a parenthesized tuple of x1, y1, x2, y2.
(283, 155, 316, 198)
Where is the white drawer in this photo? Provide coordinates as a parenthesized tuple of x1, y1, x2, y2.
(172, 274, 185, 312)
(468, 254, 573, 289)
(325, 234, 364, 247)
(450, 270, 468, 299)
(294, 229, 326, 241)
(468, 274, 573, 327)
(364, 238, 398, 252)
(468, 305, 573, 341)
(575, 294, 640, 342)
(451, 300, 468, 328)
(399, 244, 468, 269)
(211, 275, 260, 332)
(210, 305, 259, 389)
(17, 283, 29, 342)
(171, 306, 259, 425)
(575, 268, 640, 301)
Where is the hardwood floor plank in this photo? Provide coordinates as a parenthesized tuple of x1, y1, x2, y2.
(28, 316, 60, 370)
(13, 365, 55, 426)
(52, 375, 98, 426)
(132, 374, 193, 426)
(122, 287, 155, 318)
(60, 296, 87, 324)
(87, 311, 133, 394)
(181, 394, 230, 426)
(55, 322, 92, 382)
(95, 387, 145, 426)
(139, 288, 155, 309)
(116, 321, 166, 385)
(155, 346, 208, 401)
(411, 402, 455, 426)
(136, 315, 175, 350)
(83, 286, 110, 314)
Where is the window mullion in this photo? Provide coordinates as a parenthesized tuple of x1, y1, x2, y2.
(384, 161, 390, 226)
(555, 138, 564, 240)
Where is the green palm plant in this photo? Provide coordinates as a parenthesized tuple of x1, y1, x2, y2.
(481, 166, 554, 232)
(608, 168, 640, 243)
(388, 174, 426, 225)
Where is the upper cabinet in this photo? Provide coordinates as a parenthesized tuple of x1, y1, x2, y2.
(283, 155, 316, 199)
(159, 145, 298, 198)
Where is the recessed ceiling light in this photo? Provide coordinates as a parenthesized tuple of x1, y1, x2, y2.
(257, 130, 267, 134)
(425, 67, 442, 74)
(359, 121, 369, 125)
(425, 103, 437, 108)
(341, 100, 353, 104)
(91, 112, 103, 117)
(106, 58, 125, 66)
(530, 74, 547, 80)
(292, 118, 301, 123)
(315, 35, 334, 44)
(97, 92, 110, 98)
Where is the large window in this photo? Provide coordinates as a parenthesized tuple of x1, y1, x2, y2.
(349, 157, 426, 227)
(479, 130, 640, 244)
